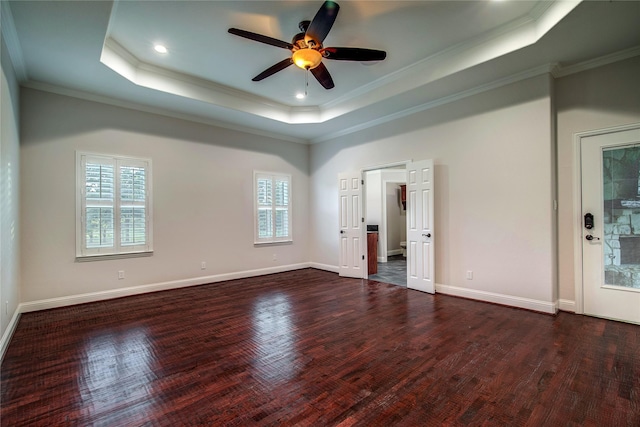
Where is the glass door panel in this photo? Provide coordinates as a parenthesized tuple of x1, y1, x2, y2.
(603, 145, 640, 289)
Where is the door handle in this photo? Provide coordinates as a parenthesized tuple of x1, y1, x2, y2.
(586, 234, 600, 241)
(422, 233, 431, 238)
(340, 230, 345, 234)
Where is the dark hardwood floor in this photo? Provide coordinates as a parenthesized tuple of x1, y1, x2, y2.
(1, 268, 638, 426)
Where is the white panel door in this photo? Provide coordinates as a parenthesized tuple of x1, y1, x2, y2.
(338, 172, 364, 278)
(406, 160, 435, 293)
(581, 125, 640, 324)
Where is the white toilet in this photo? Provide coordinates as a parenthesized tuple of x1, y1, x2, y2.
(400, 241, 407, 257)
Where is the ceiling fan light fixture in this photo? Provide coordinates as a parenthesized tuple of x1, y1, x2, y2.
(292, 48, 322, 70)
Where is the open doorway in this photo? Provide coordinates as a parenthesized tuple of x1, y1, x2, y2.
(339, 160, 434, 292)
(364, 166, 407, 287)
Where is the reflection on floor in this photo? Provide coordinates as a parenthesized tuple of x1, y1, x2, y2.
(369, 254, 407, 287)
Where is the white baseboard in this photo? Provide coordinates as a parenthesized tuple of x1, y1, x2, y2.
(308, 262, 340, 273)
(435, 284, 557, 314)
(387, 249, 402, 256)
(20, 263, 311, 313)
(558, 299, 576, 312)
(0, 307, 21, 362)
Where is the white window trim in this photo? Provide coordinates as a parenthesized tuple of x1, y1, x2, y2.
(254, 171, 292, 245)
(76, 151, 153, 259)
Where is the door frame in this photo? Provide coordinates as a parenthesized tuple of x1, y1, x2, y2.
(380, 175, 408, 263)
(361, 160, 411, 279)
(573, 122, 640, 315)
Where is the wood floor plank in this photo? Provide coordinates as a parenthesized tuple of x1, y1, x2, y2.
(1, 268, 638, 426)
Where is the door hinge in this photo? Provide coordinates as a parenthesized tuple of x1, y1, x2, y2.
(362, 255, 365, 260)
(361, 217, 364, 223)
(361, 179, 364, 185)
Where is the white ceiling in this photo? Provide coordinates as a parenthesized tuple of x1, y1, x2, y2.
(4, 0, 640, 143)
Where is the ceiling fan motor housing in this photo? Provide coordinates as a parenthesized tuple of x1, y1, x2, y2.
(292, 22, 323, 70)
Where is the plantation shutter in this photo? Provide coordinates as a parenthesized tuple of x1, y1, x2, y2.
(256, 174, 273, 239)
(274, 176, 289, 238)
(255, 172, 292, 243)
(78, 153, 152, 257)
(83, 156, 116, 253)
(120, 162, 148, 248)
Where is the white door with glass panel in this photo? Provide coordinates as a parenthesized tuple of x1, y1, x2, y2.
(406, 159, 435, 293)
(338, 172, 364, 278)
(581, 125, 640, 324)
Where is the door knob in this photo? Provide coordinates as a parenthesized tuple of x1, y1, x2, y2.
(422, 233, 431, 238)
(340, 230, 345, 234)
(586, 234, 600, 241)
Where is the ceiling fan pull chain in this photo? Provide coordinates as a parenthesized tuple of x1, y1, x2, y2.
(305, 68, 309, 96)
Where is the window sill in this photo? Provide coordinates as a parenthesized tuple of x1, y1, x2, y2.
(254, 240, 293, 246)
(76, 251, 153, 262)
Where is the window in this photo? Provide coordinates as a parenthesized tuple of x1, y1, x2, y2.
(254, 172, 291, 244)
(76, 152, 152, 258)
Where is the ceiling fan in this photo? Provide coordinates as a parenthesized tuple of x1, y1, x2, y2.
(228, 1, 386, 90)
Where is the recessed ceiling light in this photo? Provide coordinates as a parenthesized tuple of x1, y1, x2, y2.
(154, 44, 168, 54)
(295, 93, 306, 100)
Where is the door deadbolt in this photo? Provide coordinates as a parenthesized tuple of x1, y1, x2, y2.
(584, 213, 594, 229)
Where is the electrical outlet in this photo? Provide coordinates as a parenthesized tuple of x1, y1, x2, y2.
(201, 261, 206, 270)
(273, 253, 277, 261)
(466, 270, 473, 280)
(118, 270, 125, 280)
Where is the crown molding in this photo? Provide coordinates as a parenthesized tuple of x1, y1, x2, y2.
(551, 45, 640, 78)
(311, 63, 558, 144)
(100, 38, 318, 124)
(16, 0, 634, 147)
(306, 0, 581, 120)
(99, 1, 581, 127)
(22, 39, 637, 149)
(532, 0, 582, 39)
(22, 80, 309, 145)
(1, 1, 28, 81)
(314, 41, 639, 144)
(528, 0, 556, 21)
(321, 11, 536, 112)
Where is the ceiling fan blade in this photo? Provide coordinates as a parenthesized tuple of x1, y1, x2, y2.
(323, 47, 386, 61)
(252, 58, 294, 81)
(310, 63, 335, 89)
(228, 28, 293, 50)
(305, 1, 340, 45)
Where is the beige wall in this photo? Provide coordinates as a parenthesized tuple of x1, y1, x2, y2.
(1, 34, 21, 349)
(19, 88, 309, 304)
(556, 56, 640, 306)
(11, 51, 639, 326)
(310, 74, 557, 306)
